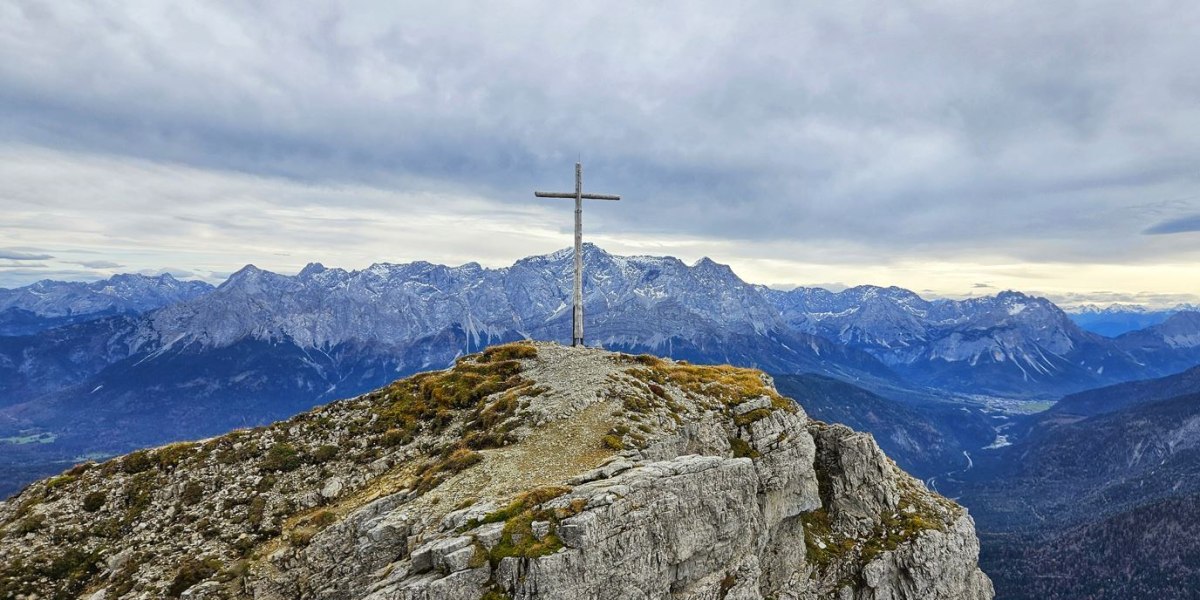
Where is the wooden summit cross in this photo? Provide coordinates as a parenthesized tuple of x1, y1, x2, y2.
(535, 162, 621, 347)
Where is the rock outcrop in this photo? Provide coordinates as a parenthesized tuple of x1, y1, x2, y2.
(0, 342, 992, 599)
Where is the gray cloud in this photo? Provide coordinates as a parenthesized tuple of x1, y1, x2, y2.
(69, 260, 123, 269)
(1144, 214, 1200, 235)
(0, 268, 104, 287)
(0, 249, 53, 260)
(0, 1, 1198, 297)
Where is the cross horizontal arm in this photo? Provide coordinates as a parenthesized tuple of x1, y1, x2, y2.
(534, 191, 621, 200)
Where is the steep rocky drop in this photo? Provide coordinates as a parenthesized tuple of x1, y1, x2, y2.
(0, 342, 993, 599)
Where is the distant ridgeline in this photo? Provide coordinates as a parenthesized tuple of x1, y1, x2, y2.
(1066, 302, 1200, 337)
(1, 245, 1198, 497)
(0, 273, 212, 336)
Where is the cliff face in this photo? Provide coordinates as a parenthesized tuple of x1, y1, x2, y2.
(0, 342, 992, 599)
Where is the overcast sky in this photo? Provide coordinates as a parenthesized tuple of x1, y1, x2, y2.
(2, 1, 1198, 306)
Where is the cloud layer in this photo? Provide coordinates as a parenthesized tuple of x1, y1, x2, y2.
(0, 250, 53, 260)
(1145, 214, 1200, 235)
(1, 1, 1198, 304)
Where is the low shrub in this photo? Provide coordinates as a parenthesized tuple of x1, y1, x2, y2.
(180, 481, 205, 506)
(729, 437, 761, 459)
(82, 491, 106, 513)
(167, 557, 221, 597)
(479, 343, 538, 363)
(311, 444, 339, 463)
(260, 443, 303, 472)
(121, 450, 154, 474)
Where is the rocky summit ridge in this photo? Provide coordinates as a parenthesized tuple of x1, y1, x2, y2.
(0, 342, 992, 600)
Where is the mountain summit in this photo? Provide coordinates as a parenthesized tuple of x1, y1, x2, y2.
(0, 343, 991, 599)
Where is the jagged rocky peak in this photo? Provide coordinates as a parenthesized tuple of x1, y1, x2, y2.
(976, 290, 1057, 316)
(298, 262, 327, 278)
(228, 263, 265, 278)
(0, 343, 992, 599)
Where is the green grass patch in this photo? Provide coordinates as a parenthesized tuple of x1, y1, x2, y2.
(478, 342, 538, 363)
(729, 437, 761, 459)
(260, 443, 303, 472)
(628, 361, 794, 410)
(45, 474, 78, 491)
(414, 447, 484, 493)
(154, 442, 198, 471)
(121, 450, 155, 474)
(82, 491, 106, 513)
(167, 556, 222, 597)
(860, 494, 947, 562)
(476, 486, 581, 566)
(601, 434, 625, 450)
(372, 350, 528, 441)
(733, 408, 773, 427)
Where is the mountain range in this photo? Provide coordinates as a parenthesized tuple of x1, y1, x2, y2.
(2, 245, 1199, 497)
(768, 285, 1194, 396)
(1066, 302, 1200, 337)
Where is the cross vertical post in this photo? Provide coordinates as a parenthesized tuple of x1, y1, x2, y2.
(535, 162, 621, 347)
(573, 163, 584, 347)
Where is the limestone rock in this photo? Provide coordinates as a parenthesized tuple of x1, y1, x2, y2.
(321, 477, 345, 499)
(0, 342, 991, 599)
